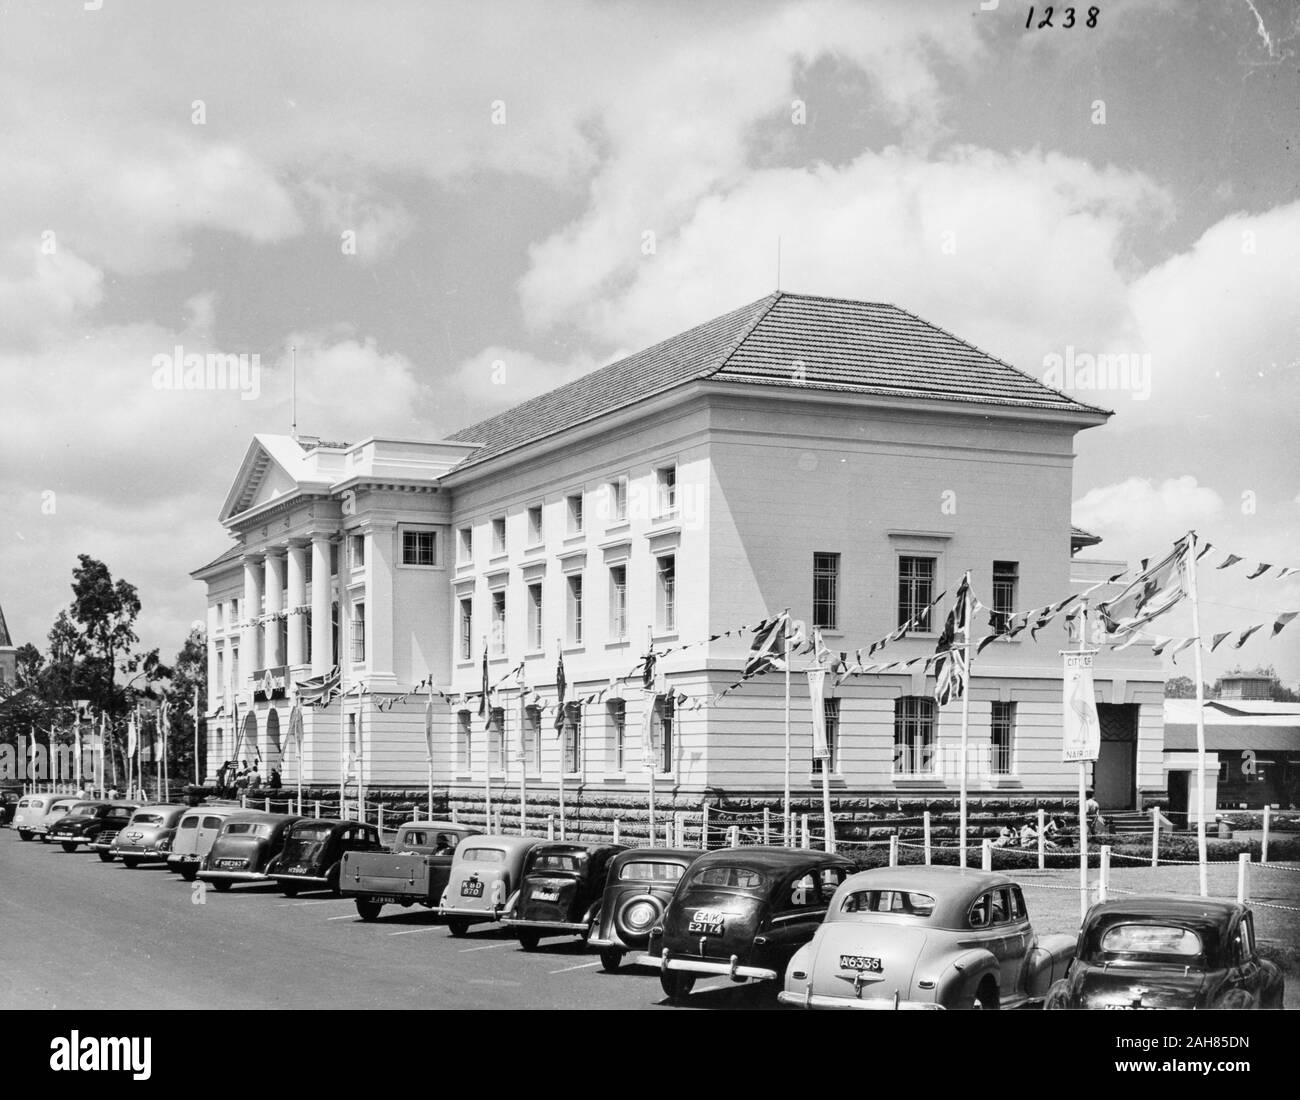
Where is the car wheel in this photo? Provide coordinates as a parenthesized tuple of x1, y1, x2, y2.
(212, 879, 232, 892)
(660, 970, 696, 1004)
(282, 883, 299, 898)
(61, 841, 78, 853)
(971, 979, 999, 1011)
(97, 850, 114, 862)
(518, 932, 542, 951)
(18, 830, 32, 841)
(41, 835, 51, 843)
(355, 900, 382, 921)
(180, 866, 198, 882)
(447, 919, 469, 938)
(599, 948, 624, 973)
(1043, 979, 1071, 1011)
(122, 857, 140, 869)
(1210, 989, 1254, 1011)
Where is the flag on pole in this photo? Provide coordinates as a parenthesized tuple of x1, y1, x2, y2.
(29, 723, 37, 782)
(1062, 651, 1101, 762)
(479, 645, 490, 721)
(642, 693, 659, 773)
(933, 573, 972, 706)
(1097, 538, 1189, 636)
(423, 690, 435, 765)
(744, 612, 791, 678)
(808, 667, 830, 760)
(554, 651, 567, 734)
(290, 702, 305, 755)
(127, 714, 138, 758)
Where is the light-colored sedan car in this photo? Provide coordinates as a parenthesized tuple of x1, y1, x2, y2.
(12, 795, 84, 841)
(166, 805, 245, 880)
(437, 834, 539, 936)
(778, 866, 1076, 1010)
(108, 804, 188, 868)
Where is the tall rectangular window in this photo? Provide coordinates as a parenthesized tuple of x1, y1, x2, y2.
(813, 552, 840, 630)
(656, 555, 676, 633)
(231, 647, 240, 687)
(658, 698, 674, 773)
(566, 492, 584, 535)
(491, 516, 506, 555)
(898, 556, 936, 628)
(566, 574, 584, 645)
(527, 582, 543, 652)
(459, 598, 473, 661)
(230, 597, 240, 623)
(351, 602, 366, 663)
(991, 701, 1015, 775)
(402, 530, 437, 566)
(893, 696, 935, 775)
(655, 465, 677, 516)
(525, 705, 542, 773)
(526, 504, 543, 547)
(992, 561, 1019, 631)
(813, 698, 840, 775)
(490, 590, 506, 656)
(609, 564, 628, 641)
(608, 476, 628, 524)
(350, 534, 365, 569)
(457, 711, 471, 773)
(608, 699, 626, 772)
(563, 704, 581, 775)
(457, 527, 473, 564)
(216, 651, 225, 693)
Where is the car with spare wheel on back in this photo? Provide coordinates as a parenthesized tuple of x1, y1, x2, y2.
(588, 847, 702, 972)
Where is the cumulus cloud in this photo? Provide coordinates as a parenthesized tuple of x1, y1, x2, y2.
(1073, 476, 1223, 539)
(0, 240, 103, 347)
(449, 345, 598, 414)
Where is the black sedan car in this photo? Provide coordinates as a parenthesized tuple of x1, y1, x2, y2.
(1045, 897, 1284, 1010)
(196, 812, 302, 891)
(640, 846, 856, 1003)
(501, 842, 627, 951)
(45, 801, 137, 853)
(268, 818, 384, 896)
(588, 847, 701, 972)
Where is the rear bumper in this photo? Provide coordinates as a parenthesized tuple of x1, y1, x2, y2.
(777, 990, 944, 1010)
(637, 953, 777, 982)
(110, 845, 168, 858)
(501, 917, 589, 934)
(167, 854, 200, 869)
(437, 904, 503, 921)
(587, 934, 625, 950)
(270, 874, 330, 888)
(198, 870, 269, 883)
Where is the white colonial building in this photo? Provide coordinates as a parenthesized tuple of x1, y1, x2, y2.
(194, 292, 1166, 814)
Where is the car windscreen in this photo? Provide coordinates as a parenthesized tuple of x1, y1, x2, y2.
(1092, 923, 1206, 962)
(131, 813, 165, 826)
(532, 852, 587, 873)
(222, 822, 272, 838)
(292, 822, 336, 841)
(687, 865, 767, 892)
(840, 889, 936, 917)
(620, 860, 686, 883)
(461, 847, 506, 863)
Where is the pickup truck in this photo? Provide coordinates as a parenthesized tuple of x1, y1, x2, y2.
(340, 821, 480, 921)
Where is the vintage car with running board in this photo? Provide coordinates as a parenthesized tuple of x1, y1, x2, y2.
(1044, 896, 1284, 1010)
(341, 821, 479, 919)
(778, 866, 1076, 1010)
(268, 818, 384, 896)
(13, 795, 84, 841)
(197, 811, 301, 891)
(46, 801, 138, 854)
(167, 805, 245, 880)
(589, 847, 701, 971)
(501, 841, 628, 950)
(108, 804, 188, 867)
(438, 834, 539, 936)
(640, 846, 856, 1003)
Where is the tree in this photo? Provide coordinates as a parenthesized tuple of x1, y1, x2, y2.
(1165, 676, 1197, 698)
(69, 554, 142, 715)
(162, 627, 207, 786)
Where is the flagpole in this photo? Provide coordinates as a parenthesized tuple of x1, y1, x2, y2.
(518, 678, 527, 838)
(958, 575, 971, 869)
(1077, 599, 1090, 922)
(1185, 532, 1209, 897)
(647, 627, 656, 848)
(427, 677, 435, 823)
(555, 637, 564, 842)
(783, 626, 791, 847)
(193, 686, 201, 788)
(483, 638, 493, 834)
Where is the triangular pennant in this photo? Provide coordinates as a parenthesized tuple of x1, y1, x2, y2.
(1245, 563, 1273, 580)
(1272, 611, 1299, 637)
(1216, 553, 1242, 570)
(1233, 623, 1264, 648)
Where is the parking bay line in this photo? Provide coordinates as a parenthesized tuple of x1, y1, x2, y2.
(548, 961, 601, 975)
(460, 941, 515, 952)
(325, 914, 356, 921)
(388, 926, 443, 936)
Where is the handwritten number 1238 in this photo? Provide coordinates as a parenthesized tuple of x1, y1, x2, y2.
(1027, 6, 1100, 28)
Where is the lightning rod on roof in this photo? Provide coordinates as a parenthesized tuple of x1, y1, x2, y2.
(291, 344, 298, 442)
(776, 236, 782, 291)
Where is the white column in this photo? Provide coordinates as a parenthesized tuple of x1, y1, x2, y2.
(287, 543, 308, 667)
(311, 536, 333, 674)
(363, 523, 397, 691)
(242, 555, 263, 683)
(264, 551, 285, 668)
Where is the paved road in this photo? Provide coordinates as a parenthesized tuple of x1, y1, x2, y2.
(0, 830, 768, 1011)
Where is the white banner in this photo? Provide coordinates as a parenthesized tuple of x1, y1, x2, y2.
(808, 668, 830, 760)
(1062, 651, 1101, 763)
(642, 693, 660, 773)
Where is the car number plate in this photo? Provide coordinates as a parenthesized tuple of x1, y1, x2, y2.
(688, 908, 725, 935)
(461, 880, 484, 898)
(1105, 1004, 1156, 1010)
(368, 896, 402, 905)
(218, 859, 243, 870)
(839, 955, 883, 973)
(289, 864, 308, 874)
(532, 888, 560, 902)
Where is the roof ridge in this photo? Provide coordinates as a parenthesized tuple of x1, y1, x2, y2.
(886, 301, 1113, 418)
(695, 290, 782, 382)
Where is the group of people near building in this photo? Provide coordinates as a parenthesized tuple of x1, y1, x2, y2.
(992, 791, 1107, 851)
(214, 758, 280, 800)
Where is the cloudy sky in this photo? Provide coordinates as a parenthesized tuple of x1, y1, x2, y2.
(1, 0, 1297, 681)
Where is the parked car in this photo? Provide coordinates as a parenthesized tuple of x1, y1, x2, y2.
(268, 818, 384, 896)
(46, 801, 138, 853)
(107, 805, 188, 868)
(778, 866, 1077, 1010)
(13, 795, 83, 841)
(438, 835, 539, 936)
(501, 842, 628, 951)
(1044, 896, 1284, 1010)
(589, 847, 702, 971)
(89, 802, 150, 860)
(167, 805, 245, 880)
(341, 821, 480, 920)
(196, 812, 301, 891)
(640, 846, 856, 1002)
(1, 790, 21, 826)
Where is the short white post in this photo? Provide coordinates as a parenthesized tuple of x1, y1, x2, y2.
(451, 806, 459, 824)
(378, 803, 384, 833)
(675, 812, 686, 849)
(762, 807, 771, 845)
(1098, 845, 1111, 903)
(800, 814, 810, 850)
(612, 817, 620, 844)
(701, 803, 710, 850)
(1237, 851, 1249, 904)
(728, 825, 740, 848)
(296, 793, 303, 816)
(1262, 805, 1271, 864)
(981, 837, 992, 872)
(889, 834, 899, 867)
(241, 794, 248, 809)
(314, 799, 321, 818)
(1151, 806, 1160, 868)
(1038, 807, 1046, 870)
(923, 811, 932, 865)
(547, 814, 555, 841)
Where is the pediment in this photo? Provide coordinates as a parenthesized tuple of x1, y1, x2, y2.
(220, 435, 314, 523)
